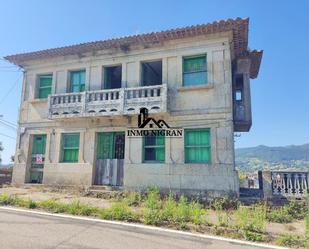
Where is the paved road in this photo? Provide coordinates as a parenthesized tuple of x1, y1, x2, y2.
(0, 208, 274, 249)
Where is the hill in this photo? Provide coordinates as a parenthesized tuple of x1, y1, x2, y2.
(235, 144, 309, 172)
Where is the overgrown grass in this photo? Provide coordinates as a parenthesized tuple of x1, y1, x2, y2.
(235, 204, 266, 233)
(275, 234, 309, 248)
(1, 191, 308, 247)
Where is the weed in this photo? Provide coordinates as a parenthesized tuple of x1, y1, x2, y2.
(143, 188, 162, 225)
(266, 206, 293, 223)
(101, 202, 137, 221)
(244, 230, 264, 242)
(305, 216, 309, 234)
(275, 234, 303, 248)
(236, 204, 266, 233)
(124, 192, 142, 207)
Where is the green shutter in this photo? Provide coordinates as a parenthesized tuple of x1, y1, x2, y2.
(38, 75, 52, 99)
(70, 70, 85, 93)
(185, 129, 210, 163)
(143, 134, 165, 163)
(61, 133, 80, 163)
(183, 55, 207, 86)
(32, 135, 46, 155)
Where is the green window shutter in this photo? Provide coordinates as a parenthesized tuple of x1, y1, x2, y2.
(143, 134, 165, 163)
(61, 133, 80, 163)
(70, 70, 85, 93)
(38, 75, 52, 99)
(185, 129, 210, 163)
(183, 55, 207, 86)
(32, 135, 46, 155)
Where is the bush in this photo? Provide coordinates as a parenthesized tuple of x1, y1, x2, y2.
(210, 197, 239, 211)
(101, 202, 138, 221)
(38, 199, 68, 213)
(305, 216, 309, 234)
(285, 201, 309, 220)
(236, 205, 266, 233)
(124, 192, 142, 207)
(161, 193, 177, 222)
(189, 201, 206, 225)
(143, 188, 162, 225)
(266, 206, 293, 223)
(275, 234, 304, 248)
(243, 231, 264, 242)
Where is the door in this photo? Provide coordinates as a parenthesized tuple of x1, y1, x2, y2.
(95, 132, 125, 186)
(29, 134, 46, 183)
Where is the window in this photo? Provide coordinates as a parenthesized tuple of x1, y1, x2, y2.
(141, 60, 162, 86)
(96, 132, 125, 159)
(143, 134, 165, 163)
(60, 133, 80, 163)
(70, 70, 85, 92)
(104, 66, 122, 89)
(185, 129, 211, 163)
(183, 55, 207, 86)
(235, 74, 244, 102)
(38, 74, 52, 99)
(235, 90, 242, 101)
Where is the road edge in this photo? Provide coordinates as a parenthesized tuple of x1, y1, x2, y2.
(0, 206, 286, 249)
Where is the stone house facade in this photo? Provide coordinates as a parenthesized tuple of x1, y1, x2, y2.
(5, 18, 262, 197)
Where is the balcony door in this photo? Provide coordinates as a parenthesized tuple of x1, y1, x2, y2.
(95, 132, 125, 186)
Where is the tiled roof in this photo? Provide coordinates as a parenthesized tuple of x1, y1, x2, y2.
(4, 17, 262, 78)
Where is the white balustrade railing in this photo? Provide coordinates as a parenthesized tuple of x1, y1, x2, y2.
(271, 171, 308, 197)
(48, 84, 167, 118)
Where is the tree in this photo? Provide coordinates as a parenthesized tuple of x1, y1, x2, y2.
(0, 142, 3, 164)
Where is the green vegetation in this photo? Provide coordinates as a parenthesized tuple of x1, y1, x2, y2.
(1, 191, 309, 247)
(236, 144, 309, 171)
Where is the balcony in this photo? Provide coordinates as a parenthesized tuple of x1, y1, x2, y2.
(48, 84, 167, 119)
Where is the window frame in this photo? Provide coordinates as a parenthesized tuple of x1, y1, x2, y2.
(69, 69, 86, 93)
(103, 64, 122, 90)
(182, 54, 208, 87)
(143, 134, 165, 163)
(141, 59, 163, 86)
(184, 128, 211, 164)
(60, 133, 80, 163)
(37, 74, 52, 99)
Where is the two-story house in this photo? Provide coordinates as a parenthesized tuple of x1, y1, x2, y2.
(5, 18, 262, 197)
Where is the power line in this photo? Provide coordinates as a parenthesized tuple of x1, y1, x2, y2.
(0, 73, 23, 105)
(0, 118, 17, 127)
(0, 120, 17, 131)
(0, 132, 15, 140)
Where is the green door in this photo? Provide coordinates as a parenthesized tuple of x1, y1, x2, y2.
(30, 134, 46, 183)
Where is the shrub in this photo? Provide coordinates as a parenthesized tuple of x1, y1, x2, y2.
(275, 234, 303, 248)
(285, 201, 309, 220)
(210, 197, 239, 211)
(143, 188, 162, 225)
(243, 231, 264, 242)
(236, 205, 266, 233)
(38, 199, 68, 213)
(266, 206, 293, 223)
(161, 193, 177, 222)
(189, 201, 206, 225)
(305, 216, 309, 234)
(124, 192, 142, 207)
(101, 202, 137, 221)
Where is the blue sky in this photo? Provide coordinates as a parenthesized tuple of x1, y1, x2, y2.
(0, 0, 308, 164)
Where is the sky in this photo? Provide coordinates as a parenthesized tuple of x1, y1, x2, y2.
(0, 0, 308, 164)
